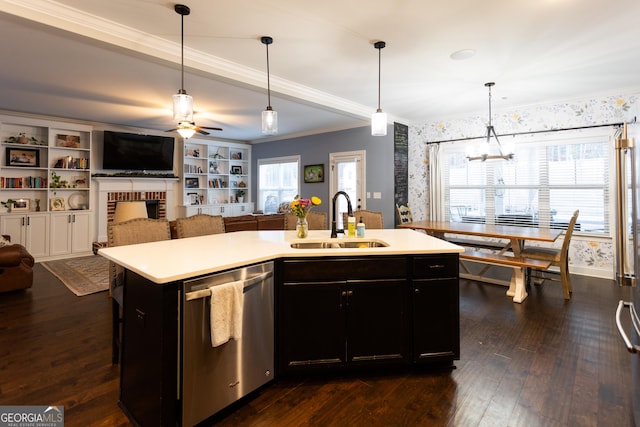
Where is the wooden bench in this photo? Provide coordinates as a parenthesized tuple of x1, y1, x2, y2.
(459, 249, 551, 303)
(460, 249, 551, 269)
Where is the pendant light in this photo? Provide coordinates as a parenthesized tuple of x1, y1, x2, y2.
(466, 82, 514, 161)
(261, 36, 277, 135)
(172, 4, 195, 139)
(371, 41, 387, 136)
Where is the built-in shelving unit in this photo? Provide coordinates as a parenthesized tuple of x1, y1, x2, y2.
(179, 138, 253, 217)
(0, 114, 93, 260)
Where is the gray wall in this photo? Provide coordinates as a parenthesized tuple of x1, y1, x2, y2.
(251, 125, 396, 228)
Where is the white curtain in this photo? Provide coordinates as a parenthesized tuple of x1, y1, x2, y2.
(428, 143, 445, 221)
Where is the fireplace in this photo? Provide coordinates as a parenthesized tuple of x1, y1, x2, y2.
(94, 177, 178, 242)
(107, 192, 167, 223)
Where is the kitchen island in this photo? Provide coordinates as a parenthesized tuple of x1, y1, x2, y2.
(99, 229, 463, 426)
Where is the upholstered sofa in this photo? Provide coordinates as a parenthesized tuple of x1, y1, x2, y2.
(0, 235, 35, 292)
(169, 213, 285, 238)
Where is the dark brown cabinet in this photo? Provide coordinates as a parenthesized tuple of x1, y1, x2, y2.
(278, 257, 409, 374)
(277, 254, 460, 374)
(411, 255, 460, 363)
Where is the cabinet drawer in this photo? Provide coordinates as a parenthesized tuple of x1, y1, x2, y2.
(412, 255, 458, 279)
(282, 256, 407, 282)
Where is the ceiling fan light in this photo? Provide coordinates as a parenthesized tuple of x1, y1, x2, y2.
(262, 107, 278, 135)
(173, 92, 193, 123)
(177, 126, 196, 139)
(371, 109, 387, 136)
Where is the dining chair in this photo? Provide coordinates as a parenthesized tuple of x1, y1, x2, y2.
(396, 204, 413, 225)
(175, 214, 225, 238)
(284, 211, 327, 230)
(343, 210, 384, 229)
(107, 218, 172, 364)
(522, 209, 579, 300)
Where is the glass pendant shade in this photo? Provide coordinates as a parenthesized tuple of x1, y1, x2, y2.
(371, 109, 387, 136)
(262, 107, 278, 135)
(173, 92, 193, 123)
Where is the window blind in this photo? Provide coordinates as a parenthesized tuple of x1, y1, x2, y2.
(440, 128, 613, 234)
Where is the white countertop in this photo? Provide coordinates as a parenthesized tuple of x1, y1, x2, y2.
(98, 228, 463, 284)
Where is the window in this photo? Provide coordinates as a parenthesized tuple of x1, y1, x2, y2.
(257, 156, 300, 213)
(440, 128, 613, 234)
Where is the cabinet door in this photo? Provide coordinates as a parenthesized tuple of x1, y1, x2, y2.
(70, 211, 92, 253)
(0, 215, 26, 244)
(25, 214, 49, 258)
(347, 279, 408, 366)
(49, 213, 72, 256)
(279, 281, 346, 373)
(413, 278, 459, 362)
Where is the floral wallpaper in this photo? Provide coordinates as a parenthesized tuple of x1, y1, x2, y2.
(407, 92, 639, 279)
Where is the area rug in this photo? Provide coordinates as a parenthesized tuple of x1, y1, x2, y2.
(41, 255, 109, 296)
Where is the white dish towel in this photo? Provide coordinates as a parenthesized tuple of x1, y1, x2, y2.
(209, 280, 244, 347)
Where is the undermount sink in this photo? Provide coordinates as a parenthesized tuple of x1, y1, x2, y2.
(290, 239, 389, 249)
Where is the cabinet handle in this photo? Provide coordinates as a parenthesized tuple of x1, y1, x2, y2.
(414, 288, 420, 294)
(26, 217, 29, 227)
(429, 264, 445, 269)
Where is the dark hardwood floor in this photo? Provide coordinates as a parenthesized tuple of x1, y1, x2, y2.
(0, 264, 635, 426)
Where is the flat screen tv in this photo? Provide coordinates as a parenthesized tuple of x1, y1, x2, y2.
(102, 131, 175, 171)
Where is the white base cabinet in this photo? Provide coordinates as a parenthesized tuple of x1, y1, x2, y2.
(49, 211, 92, 257)
(1, 213, 50, 259)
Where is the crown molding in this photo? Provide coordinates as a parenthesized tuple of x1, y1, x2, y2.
(0, 0, 406, 125)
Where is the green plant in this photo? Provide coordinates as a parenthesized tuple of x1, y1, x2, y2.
(4, 132, 39, 144)
(50, 171, 68, 195)
(236, 189, 246, 198)
(1, 199, 15, 210)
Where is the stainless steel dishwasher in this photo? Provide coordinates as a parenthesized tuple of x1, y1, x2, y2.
(182, 261, 274, 427)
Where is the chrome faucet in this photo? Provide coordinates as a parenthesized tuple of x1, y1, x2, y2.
(331, 191, 353, 238)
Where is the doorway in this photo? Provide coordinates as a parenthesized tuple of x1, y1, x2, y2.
(329, 150, 365, 228)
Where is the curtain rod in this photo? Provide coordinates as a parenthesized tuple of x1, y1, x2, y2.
(425, 120, 634, 145)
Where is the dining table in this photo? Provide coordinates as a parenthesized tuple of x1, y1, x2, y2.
(398, 220, 563, 302)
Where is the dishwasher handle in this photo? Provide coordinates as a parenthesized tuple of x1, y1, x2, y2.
(615, 300, 640, 353)
(185, 271, 272, 301)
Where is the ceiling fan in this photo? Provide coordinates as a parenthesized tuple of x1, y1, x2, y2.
(166, 121, 222, 136)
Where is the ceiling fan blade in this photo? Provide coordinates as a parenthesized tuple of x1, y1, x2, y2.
(165, 128, 178, 132)
(195, 128, 210, 135)
(199, 126, 223, 131)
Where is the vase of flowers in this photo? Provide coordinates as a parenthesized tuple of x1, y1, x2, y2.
(290, 194, 322, 238)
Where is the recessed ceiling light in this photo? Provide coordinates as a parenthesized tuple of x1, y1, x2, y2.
(450, 49, 476, 60)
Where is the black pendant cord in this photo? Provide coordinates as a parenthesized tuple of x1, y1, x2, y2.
(266, 42, 271, 108)
(377, 45, 381, 111)
(180, 13, 185, 92)
(175, 4, 190, 94)
(261, 36, 274, 110)
(374, 41, 385, 112)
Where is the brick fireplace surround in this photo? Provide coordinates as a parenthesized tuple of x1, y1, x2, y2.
(94, 177, 178, 243)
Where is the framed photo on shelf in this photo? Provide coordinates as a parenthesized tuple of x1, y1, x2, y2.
(56, 134, 80, 148)
(231, 165, 242, 175)
(187, 192, 199, 205)
(12, 198, 30, 212)
(304, 164, 324, 183)
(6, 147, 40, 167)
(50, 197, 65, 211)
(185, 177, 199, 188)
(230, 151, 242, 160)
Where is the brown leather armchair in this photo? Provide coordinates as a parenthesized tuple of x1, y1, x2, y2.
(0, 236, 35, 292)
